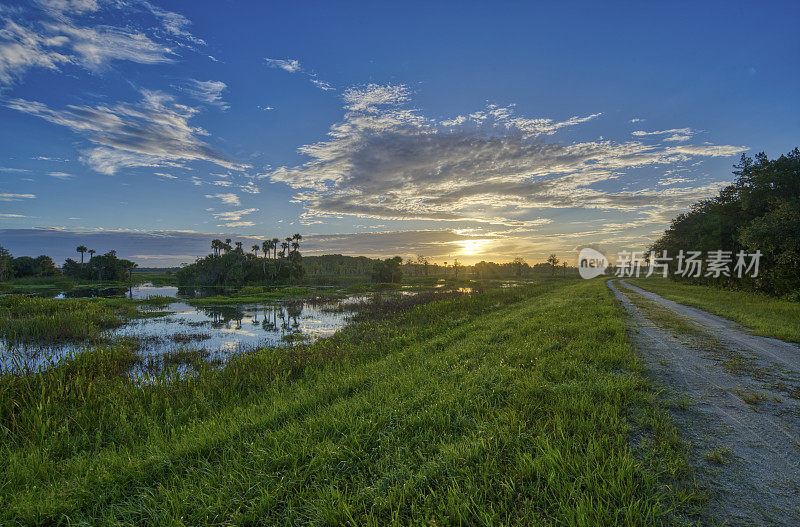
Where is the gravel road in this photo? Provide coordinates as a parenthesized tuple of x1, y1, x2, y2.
(609, 279, 800, 525)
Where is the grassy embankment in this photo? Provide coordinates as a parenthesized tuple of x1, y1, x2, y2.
(0, 278, 700, 524)
(627, 277, 800, 343)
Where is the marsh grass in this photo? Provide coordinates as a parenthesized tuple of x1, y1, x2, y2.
(0, 279, 700, 524)
(187, 286, 346, 306)
(0, 295, 175, 343)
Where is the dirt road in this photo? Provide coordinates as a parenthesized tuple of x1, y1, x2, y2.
(609, 279, 800, 525)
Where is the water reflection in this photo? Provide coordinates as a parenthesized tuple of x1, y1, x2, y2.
(2, 285, 350, 374)
(112, 300, 348, 359)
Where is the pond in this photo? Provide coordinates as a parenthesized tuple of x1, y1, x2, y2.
(2, 284, 352, 375)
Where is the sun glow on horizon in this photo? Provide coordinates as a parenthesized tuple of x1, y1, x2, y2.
(456, 238, 492, 257)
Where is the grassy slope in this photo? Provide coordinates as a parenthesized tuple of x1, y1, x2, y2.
(627, 277, 800, 343)
(0, 279, 695, 525)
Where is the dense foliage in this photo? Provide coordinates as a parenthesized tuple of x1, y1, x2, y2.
(0, 247, 59, 280)
(650, 149, 800, 296)
(371, 256, 404, 283)
(303, 254, 375, 277)
(63, 250, 137, 281)
(176, 235, 306, 287)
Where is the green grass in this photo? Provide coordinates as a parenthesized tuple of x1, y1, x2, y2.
(0, 295, 175, 342)
(0, 279, 699, 524)
(627, 277, 800, 343)
(704, 447, 733, 465)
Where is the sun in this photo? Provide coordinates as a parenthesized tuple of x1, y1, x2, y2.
(458, 238, 490, 257)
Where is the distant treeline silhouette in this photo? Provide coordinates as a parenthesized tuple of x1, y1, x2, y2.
(0, 245, 136, 282)
(650, 148, 800, 297)
(0, 236, 574, 288)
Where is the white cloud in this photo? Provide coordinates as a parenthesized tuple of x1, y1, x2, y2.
(205, 193, 240, 206)
(632, 128, 695, 142)
(48, 171, 72, 178)
(8, 90, 248, 174)
(138, 0, 205, 46)
(309, 77, 334, 91)
(0, 213, 27, 218)
(264, 57, 334, 91)
(342, 84, 410, 112)
(0, 0, 203, 86)
(44, 23, 173, 69)
(263, 84, 748, 233)
(240, 181, 260, 194)
(212, 208, 258, 227)
(0, 192, 36, 201)
(181, 79, 229, 110)
(658, 176, 692, 186)
(0, 21, 71, 85)
(264, 57, 300, 72)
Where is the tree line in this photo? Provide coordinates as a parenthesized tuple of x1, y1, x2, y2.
(0, 245, 136, 282)
(649, 148, 800, 296)
(0, 235, 573, 288)
(0, 248, 57, 281)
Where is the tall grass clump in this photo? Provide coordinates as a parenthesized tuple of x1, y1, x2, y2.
(0, 295, 173, 342)
(0, 296, 123, 341)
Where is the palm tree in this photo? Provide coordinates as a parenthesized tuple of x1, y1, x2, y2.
(291, 233, 302, 258)
(547, 254, 559, 275)
(76, 245, 87, 267)
(285, 237, 292, 255)
(235, 241, 243, 252)
(271, 238, 280, 259)
(262, 240, 272, 276)
(88, 249, 96, 260)
(281, 241, 289, 258)
(252, 245, 260, 256)
(211, 239, 224, 256)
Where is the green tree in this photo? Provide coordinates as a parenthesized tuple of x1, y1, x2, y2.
(372, 256, 403, 283)
(0, 246, 14, 281)
(547, 254, 559, 275)
(262, 240, 273, 276)
(76, 245, 87, 268)
(650, 148, 800, 295)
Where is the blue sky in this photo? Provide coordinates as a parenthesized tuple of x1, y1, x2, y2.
(1, 0, 798, 266)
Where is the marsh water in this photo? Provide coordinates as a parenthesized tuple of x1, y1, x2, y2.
(2, 284, 352, 374)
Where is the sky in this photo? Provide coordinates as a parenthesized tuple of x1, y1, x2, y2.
(1, 0, 798, 267)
